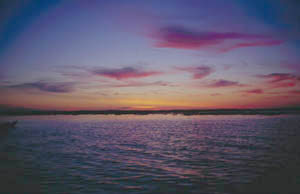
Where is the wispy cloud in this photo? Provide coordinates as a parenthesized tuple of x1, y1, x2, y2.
(210, 93, 222, 96)
(176, 66, 214, 79)
(271, 82, 297, 88)
(205, 79, 245, 88)
(289, 90, 300, 95)
(256, 73, 300, 88)
(91, 67, 162, 80)
(219, 40, 283, 52)
(9, 81, 75, 93)
(242, 89, 264, 94)
(102, 80, 174, 88)
(151, 26, 283, 52)
(257, 73, 299, 83)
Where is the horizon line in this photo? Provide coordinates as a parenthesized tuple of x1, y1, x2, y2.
(1, 107, 300, 116)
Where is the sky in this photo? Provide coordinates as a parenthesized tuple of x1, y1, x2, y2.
(0, 0, 300, 110)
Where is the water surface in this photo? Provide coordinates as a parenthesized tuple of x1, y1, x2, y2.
(1, 114, 300, 193)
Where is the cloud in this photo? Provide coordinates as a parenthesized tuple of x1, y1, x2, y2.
(256, 73, 300, 88)
(91, 67, 162, 80)
(103, 80, 174, 88)
(210, 93, 222, 96)
(176, 66, 214, 79)
(271, 82, 297, 88)
(257, 73, 299, 82)
(289, 90, 300, 95)
(151, 25, 283, 52)
(205, 79, 245, 88)
(9, 81, 75, 93)
(242, 89, 264, 94)
(219, 40, 283, 52)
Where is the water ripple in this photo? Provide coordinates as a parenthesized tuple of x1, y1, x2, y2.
(1, 114, 300, 193)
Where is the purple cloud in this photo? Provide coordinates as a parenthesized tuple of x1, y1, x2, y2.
(103, 80, 174, 88)
(256, 73, 300, 83)
(219, 40, 283, 52)
(176, 66, 214, 79)
(271, 82, 297, 88)
(210, 93, 222, 96)
(9, 81, 75, 93)
(91, 67, 162, 80)
(242, 89, 264, 94)
(289, 90, 300, 95)
(151, 26, 283, 52)
(256, 73, 300, 88)
(205, 79, 245, 88)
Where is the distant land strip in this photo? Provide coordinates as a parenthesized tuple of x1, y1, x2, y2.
(1, 108, 300, 116)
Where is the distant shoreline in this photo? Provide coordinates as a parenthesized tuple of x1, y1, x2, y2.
(1, 108, 300, 116)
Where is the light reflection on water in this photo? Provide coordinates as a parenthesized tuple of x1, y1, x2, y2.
(1, 114, 300, 194)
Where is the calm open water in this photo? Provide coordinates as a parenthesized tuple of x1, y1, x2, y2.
(1, 114, 300, 194)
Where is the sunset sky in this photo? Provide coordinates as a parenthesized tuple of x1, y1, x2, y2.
(0, 0, 300, 110)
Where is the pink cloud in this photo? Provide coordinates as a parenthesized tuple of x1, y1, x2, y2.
(210, 93, 222, 96)
(108, 81, 174, 88)
(92, 67, 162, 80)
(271, 82, 297, 88)
(219, 40, 283, 52)
(289, 90, 300, 95)
(205, 79, 245, 88)
(242, 89, 264, 94)
(257, 73, 299, 83)
(256, 73, 300, 88)
(176, 66, 214, 79)
(151, 26, 283, 52)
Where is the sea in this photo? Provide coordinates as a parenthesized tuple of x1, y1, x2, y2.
(0, 114, 300, 194)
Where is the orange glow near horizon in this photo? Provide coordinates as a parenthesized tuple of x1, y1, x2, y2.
(1, 87, 299, 111)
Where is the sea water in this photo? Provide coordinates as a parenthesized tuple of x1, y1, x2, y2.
(0, 114, 300, 194)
